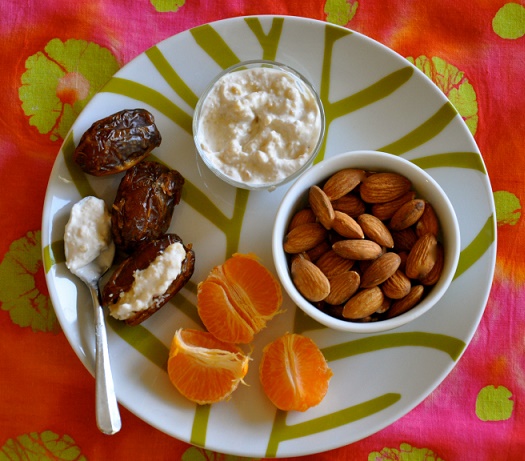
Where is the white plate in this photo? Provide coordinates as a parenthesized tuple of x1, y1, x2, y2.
(42, 15, 496, 458)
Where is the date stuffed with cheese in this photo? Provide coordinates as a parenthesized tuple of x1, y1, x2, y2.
(74, 109, 161, 176)
(111, 161, 184, 253)
(102, 234, 195, 325)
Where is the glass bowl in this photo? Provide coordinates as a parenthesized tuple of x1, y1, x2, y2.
(193, 60, 325, 191)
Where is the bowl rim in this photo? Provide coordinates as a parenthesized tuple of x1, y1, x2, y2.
(272, 149, 461, 333)
(192, 59, 326, 191)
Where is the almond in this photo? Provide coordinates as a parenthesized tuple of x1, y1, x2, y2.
(331, 194, 366, 217)
(332, 239, 383, 260)
(358, 213, 394, 248)
(371, 191, 416, 221)
(288, 208, 316, 231)
(359, 172, 412, 204)
(331, 211, 364, 239)
(283, 222, 328, 254)
(389, 199, 426, 231)
(343, 287, 384, 319)
(392, 227, 418, 251)
(323, 168, 366, 201)
(306, 240, 331, 262)
(397, 251, 408, 271)
(309, 185, 335, 229)
(387, 285, 425, 318)
(405, 233, 438, 279)
(420, 242, 444, 286)
(315, 249, 355, 277)
(360, 252, 401, 288)
(290, 252, 310, 263)
(291, 256, 330, 302)
(325, 270, 360, 305)
(416, 202, 440, 237)
(375, 296, 392, 314)
(381, 269, 411, 299)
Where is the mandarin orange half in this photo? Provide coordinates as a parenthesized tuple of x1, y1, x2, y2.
(259, 333, 333, 412)
(167, 328, 250, 405)
(197, 253, 283, 344)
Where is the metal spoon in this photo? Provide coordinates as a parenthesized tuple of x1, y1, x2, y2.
(72, 241, 122, 435)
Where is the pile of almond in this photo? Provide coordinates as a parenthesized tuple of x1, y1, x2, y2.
(283, 168, 443, 322)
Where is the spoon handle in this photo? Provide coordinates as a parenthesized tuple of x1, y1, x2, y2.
(89, 283, 122, 435)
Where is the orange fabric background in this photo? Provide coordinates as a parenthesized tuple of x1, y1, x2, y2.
(1, 0, 524, 459)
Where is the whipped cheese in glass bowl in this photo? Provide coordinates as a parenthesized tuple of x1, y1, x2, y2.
(193, 60, 325, 191)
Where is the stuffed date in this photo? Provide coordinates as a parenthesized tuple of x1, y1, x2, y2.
(102, 234, 195, 325)
(74, 108, 161, 176)
(111, 161, 184, 253)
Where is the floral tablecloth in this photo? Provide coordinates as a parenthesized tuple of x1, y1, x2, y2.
(1, 0, 524, 460)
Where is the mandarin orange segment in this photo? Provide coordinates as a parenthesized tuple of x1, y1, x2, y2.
(259, 333, 333, 412)
(167, 328, 250, 405)
(197, 253, 283, 344)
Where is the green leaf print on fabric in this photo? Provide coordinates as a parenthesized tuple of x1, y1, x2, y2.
(19, 38, 119, 141)
(150, 0, 185, 13)
(407, 56, 478, 136)
(0, 231, 58, 333)
(494, 190, 521, 226)
(368, 442, 444, 461)
(476, 385, 514, 421)
(324, 0, 359, 26)
(492, 3, 525, 39)
(0, 430, 86, 461)
(182, 446, 257, 461)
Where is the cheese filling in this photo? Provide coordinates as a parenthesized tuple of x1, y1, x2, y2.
(109, 242, 186, 320)
(64, 196, 112, 273)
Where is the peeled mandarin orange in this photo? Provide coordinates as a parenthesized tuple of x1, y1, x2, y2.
(197, 253, 283, 344)
(167, 328, 250, 405)
(259, 333, 333, 412)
